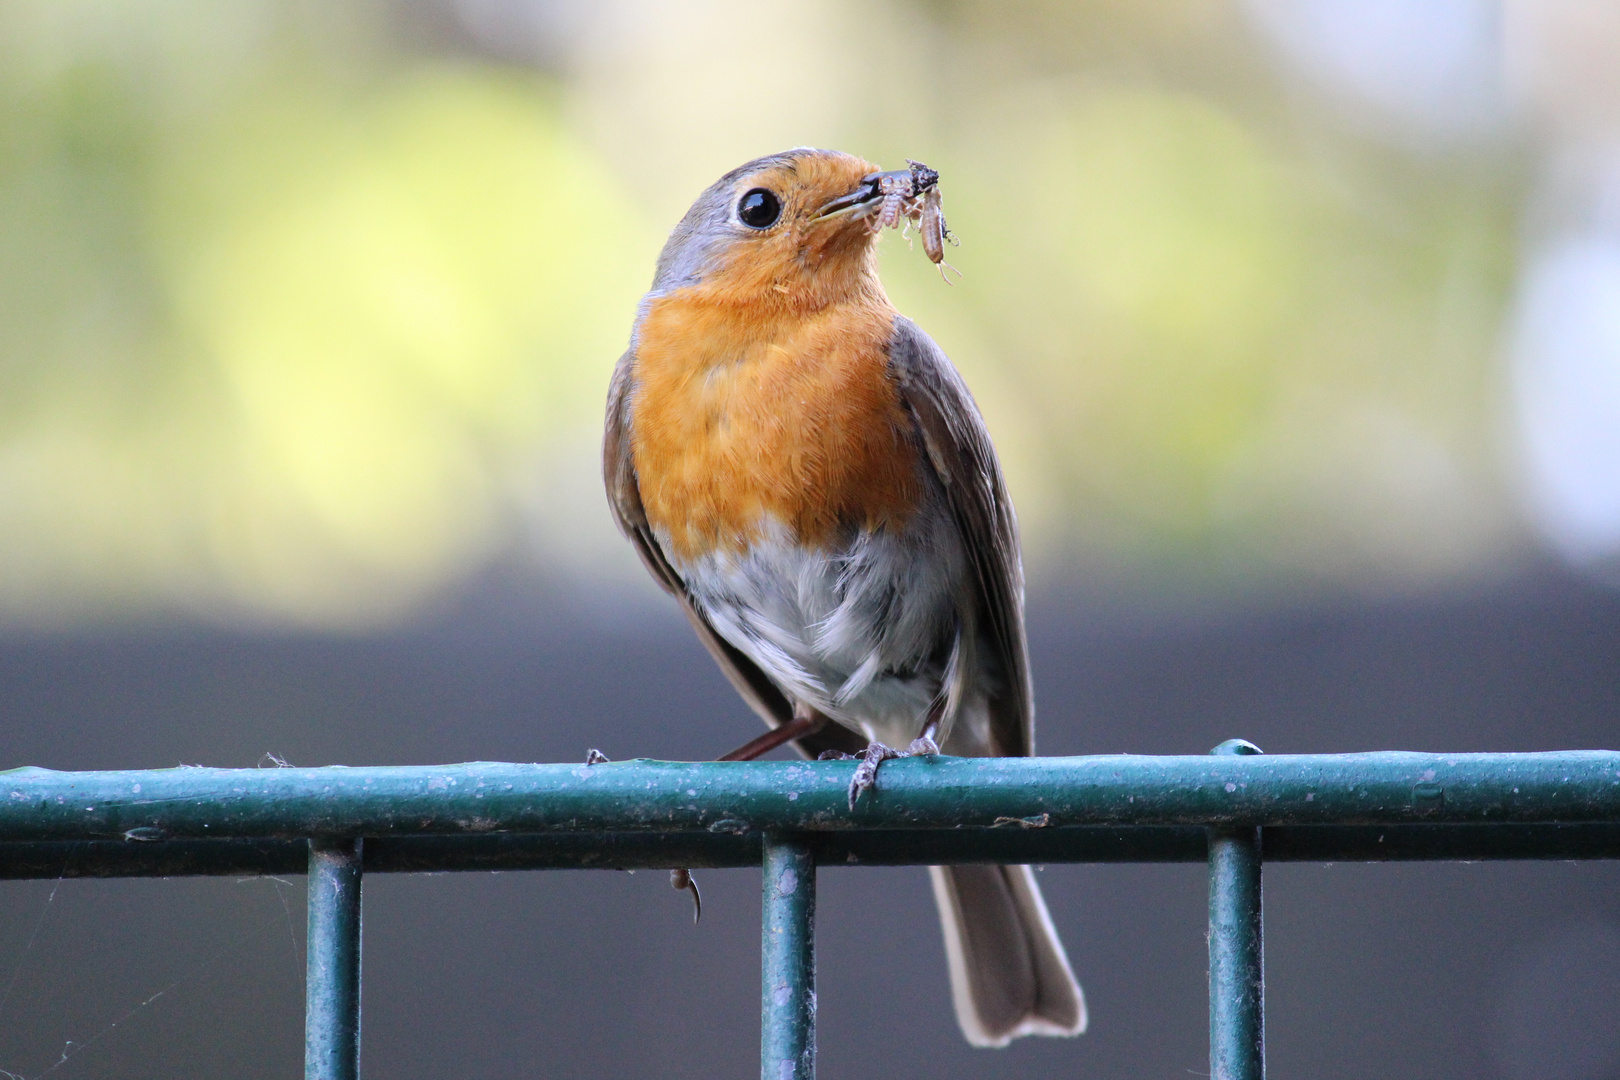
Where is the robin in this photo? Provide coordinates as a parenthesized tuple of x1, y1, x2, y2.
(603, 148, 1085, 1047)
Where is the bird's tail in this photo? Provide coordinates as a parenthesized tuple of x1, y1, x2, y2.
(928, 864, 1086, 1047)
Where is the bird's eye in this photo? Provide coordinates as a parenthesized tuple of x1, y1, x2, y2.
(738, 188, 782, 229)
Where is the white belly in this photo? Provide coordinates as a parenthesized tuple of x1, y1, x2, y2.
(668, 510, 970, 747)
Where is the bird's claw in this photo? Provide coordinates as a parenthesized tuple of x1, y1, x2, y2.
(584, 748, 610, 765)
(848, 741, 898, 808)
(671, 868, 702, 924)
(842, 735, 946, 809)
(844, 736, 941, 809)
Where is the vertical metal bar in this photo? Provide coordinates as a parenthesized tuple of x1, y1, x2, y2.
(306, 838, 363, 1080)
(761, 835, 816, 1080)
(1209, 739, 1264, 1080)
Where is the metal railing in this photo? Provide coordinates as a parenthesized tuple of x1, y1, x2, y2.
(3, 741, 1619, 1080)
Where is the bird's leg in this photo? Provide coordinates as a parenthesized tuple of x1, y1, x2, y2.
(907, 707, 943, 757)
(662, 705, 828, 924)
(717, 705, 829, 762)
(842, 700, 946, 809)
(594, 705, 826, 770)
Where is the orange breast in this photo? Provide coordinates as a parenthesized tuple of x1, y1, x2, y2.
(630, 290, 920, 561)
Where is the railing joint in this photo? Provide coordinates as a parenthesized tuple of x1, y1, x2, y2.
(1209, 741, 1265, 1080)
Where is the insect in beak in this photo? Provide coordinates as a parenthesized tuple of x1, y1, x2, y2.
(817, 161, 958, 276)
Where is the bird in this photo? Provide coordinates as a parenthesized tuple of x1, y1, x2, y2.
(602, 148, 1085, 1048)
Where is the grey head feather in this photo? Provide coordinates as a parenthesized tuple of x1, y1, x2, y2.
(649, 147, 838, 294)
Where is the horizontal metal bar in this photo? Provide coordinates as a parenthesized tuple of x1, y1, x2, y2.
(3, 822, 1618, 879)
(2, 752, 1617, 844)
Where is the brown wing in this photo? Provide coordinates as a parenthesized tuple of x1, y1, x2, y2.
(887, 318, 1034, 757)
(603, 347, 866, 760)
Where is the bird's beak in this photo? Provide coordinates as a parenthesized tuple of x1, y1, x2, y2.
(814, 172, 889, 220)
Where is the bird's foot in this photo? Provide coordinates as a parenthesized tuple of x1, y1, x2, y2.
(847, 741, 899, 808)
(670, 868, 702, 924)
(584, 748, 610, 765)
(841, 736, 941, 810)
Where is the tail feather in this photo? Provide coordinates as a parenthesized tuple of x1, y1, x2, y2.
(928, 864, 1086, 1047)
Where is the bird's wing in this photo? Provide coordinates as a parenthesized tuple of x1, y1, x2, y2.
(603, 347, 867, 759)
(887, 318, 1034, 757)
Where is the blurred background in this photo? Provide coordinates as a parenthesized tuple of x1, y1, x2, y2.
(1, 1, 1617, 1077)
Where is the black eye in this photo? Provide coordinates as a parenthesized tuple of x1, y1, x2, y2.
(738, 188, 782, 229)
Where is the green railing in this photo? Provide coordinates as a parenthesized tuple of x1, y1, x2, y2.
(4, 741, 1619, 1079)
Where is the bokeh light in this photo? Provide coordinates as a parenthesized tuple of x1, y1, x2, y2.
(0, 0, 1609, 629)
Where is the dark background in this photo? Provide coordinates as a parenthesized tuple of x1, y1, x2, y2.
(3, 565, 1617, 1080)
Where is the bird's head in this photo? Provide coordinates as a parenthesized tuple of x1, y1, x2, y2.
(650, 148, 897, 309)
